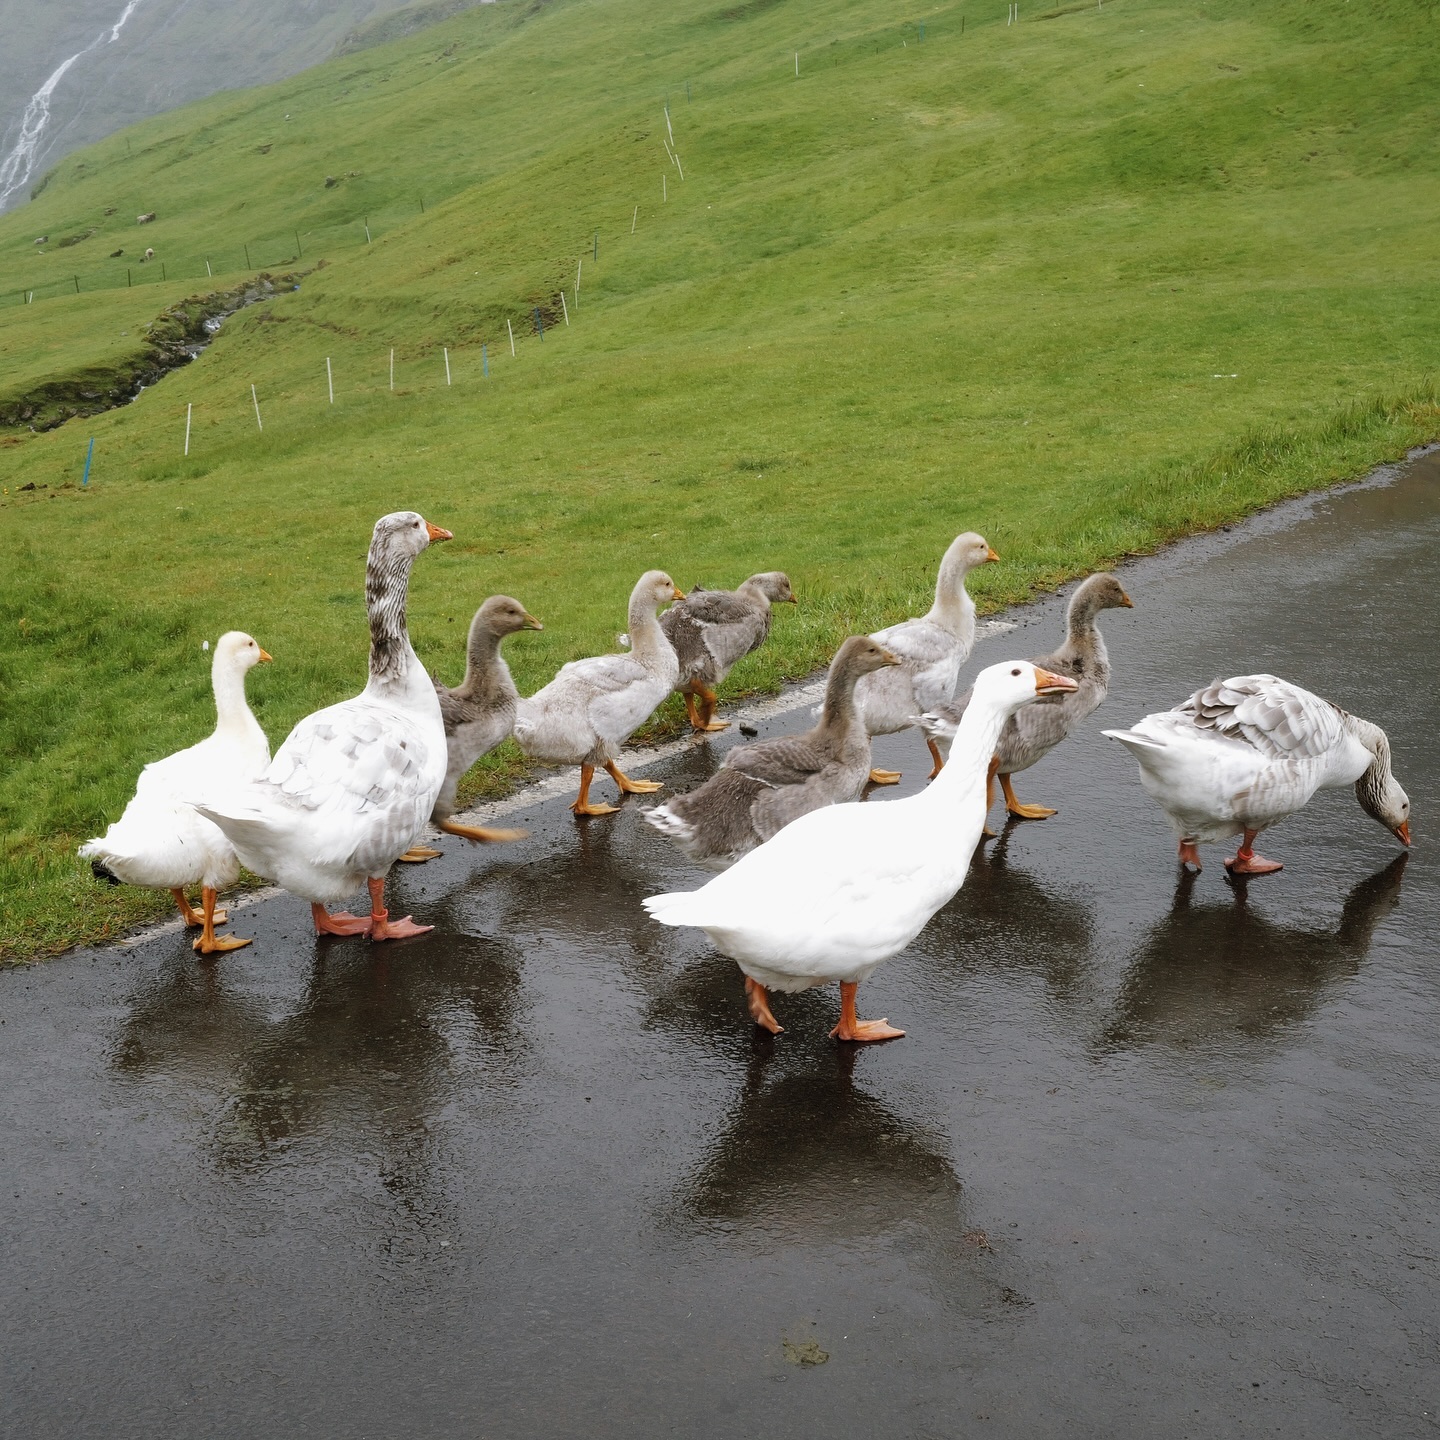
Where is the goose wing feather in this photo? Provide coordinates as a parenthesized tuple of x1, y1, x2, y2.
(1179, 674, 1344, 760)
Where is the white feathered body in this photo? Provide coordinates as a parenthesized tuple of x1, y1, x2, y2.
(645, 673, 1012, 993)
(1105, 675, 1374, 844)
(514, 647, 678, 767)
(198, 665, 446, 906)
(854, 595, 975, 737)
(80, 720, 270, 893)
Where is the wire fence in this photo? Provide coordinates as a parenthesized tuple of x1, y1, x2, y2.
(4, 199, 431, 308)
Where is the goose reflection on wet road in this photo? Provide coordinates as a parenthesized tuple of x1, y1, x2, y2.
(3, 447, 1438, 1439)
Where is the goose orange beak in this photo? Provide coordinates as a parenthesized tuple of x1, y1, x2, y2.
(879, 647, 901, 666)
(426, 521, 453, 543)
(1119, 590, 1134, 607)
(1395, 821, 1412, 847)
(257, 648, 274, 663)
(986, 547, 1000, 563)
(672, 586, 686, 600)
(1034, 666, 1079, 696)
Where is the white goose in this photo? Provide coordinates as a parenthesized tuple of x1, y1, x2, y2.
(513, 570, 685, 815)
(1105, 673, 1411, 874)
(197, 512, 452, 940)
(645, 660, 1078, 1040)
(854, 531, 998, 785)
(80, 631, 272, 954)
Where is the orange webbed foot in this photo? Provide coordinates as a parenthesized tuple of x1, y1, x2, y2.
(312, 905, 373, 937)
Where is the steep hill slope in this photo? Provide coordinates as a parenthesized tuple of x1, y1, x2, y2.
(0, 0, 1436, 957)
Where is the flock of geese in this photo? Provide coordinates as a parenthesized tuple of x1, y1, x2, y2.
(83, 510, 1413, 1043)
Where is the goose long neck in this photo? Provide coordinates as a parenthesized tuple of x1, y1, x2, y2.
(1344, 713, 1393, 797)
(818, 661, 864, 732)
(928, 692, 1011, 798)
(927, 563, 977, 640)
(211, 656, 253, 734)
(366, 546, 417, 691)
(1064, 597, 1109, 671)
(627, 592, 665, 662)
(737, 579, 772, 614)
(456, 618, 503, 698)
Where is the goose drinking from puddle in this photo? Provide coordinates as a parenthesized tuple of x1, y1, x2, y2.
(645, 660, 1078, 1041)
(80, 631, 272, 954)
(399, 594, 543, 862)
(921, 572, 1133, 823)
(1105, 673, 1411, 874)
(197, 512, 452, 939)
(855, 532, 997, 785)
(513, 570, 685, 816)
(644, 636, 897, 867)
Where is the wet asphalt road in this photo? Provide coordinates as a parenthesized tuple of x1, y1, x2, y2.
(3, 449, 1438, 1439)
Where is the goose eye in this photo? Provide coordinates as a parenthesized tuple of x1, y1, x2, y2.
(1011, 667, 1021, 676)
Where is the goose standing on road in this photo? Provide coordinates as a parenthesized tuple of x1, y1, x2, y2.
(1104, 674, 1412, 874)
(921, 572, 1133, 823)
(856, 532, 998, 785)
(197, 512, 452, 939)
(80, 631, 272, 954)
(399, 594, 543, 862)
(644, 636, 897, 867)
(513, 570, 685, 815)
(645, 660, 1079, 1041)
(661, 572, 796, 732)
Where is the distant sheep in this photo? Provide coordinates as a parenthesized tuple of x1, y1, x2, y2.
(33, 236, 47, 245)
(137, 212, 156, 224)
(143, 247, 155, 261)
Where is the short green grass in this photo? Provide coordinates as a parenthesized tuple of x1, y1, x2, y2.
(1, 0, 1437, 959)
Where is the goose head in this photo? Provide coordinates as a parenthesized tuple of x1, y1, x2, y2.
(831, 635, 900, 680)
(1355, 729, 1412, 846)
(633, 570, 686, 612)
(971, 660, 1079, 718)
(745, 571, 798, 605)
(371, 510, 453, 565)
(1072, 572, 1133, 615)
(939, 532, 1000, 587)
(477, 594, 543, 636)
(213, 631, 272, 672)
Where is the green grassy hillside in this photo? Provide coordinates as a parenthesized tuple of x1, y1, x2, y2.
(1, 0, 1437, 959)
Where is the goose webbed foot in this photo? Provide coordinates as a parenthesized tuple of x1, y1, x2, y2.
(365, 877, 431, 941)
(695, 685, 729, 732)
(605, 760, 662, 795)
(1224, 831, 1282, 876)
(1178, 839, 1203, 872)
(396, 846, 442, 863)
(192, 887, 250, 954)
(170, 888, 205, 927)
(1000, 773, 1055, 820)
(312, 904, 373, 937)
(868, 768, 902, 786)
(829, 981, 905, 1043)
(571, 763, 621, 816)
(370, 911, 433, 941)
(439, 820, 528, 844)
(744, 976, 784, 1034)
